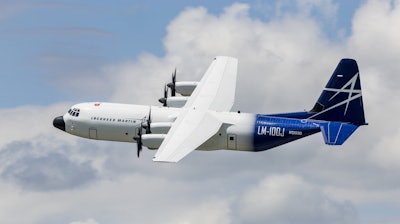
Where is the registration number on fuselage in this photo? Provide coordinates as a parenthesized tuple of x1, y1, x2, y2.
(257, 126, 285, 137)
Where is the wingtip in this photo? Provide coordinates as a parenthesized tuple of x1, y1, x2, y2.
(214, 55, 238, 60)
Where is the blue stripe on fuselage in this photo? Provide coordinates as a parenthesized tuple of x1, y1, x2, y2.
(253, 114, 321, 151)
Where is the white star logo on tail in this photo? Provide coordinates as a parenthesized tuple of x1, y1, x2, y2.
(325, 72, 362, 115)
(308, 73, 362, 119)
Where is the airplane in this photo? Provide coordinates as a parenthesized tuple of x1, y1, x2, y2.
(53, 56, 367, 162)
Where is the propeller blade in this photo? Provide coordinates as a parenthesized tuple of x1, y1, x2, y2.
(172, 68, 176, 83)
(167, 69, 177, 96)
(137, 141, 142, 157)
(158, 85, 168, 106)
(146, 108, 152, 134)
(134, 125, 143, 158)
(164, 84, 168, 99)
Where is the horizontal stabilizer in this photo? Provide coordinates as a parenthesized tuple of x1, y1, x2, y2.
(319, 122, 358, 145)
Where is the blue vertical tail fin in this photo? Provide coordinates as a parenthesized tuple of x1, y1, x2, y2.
(309, 59, 367, 126)
(308, 59, 367, 145)
(265, 59, 367, 145)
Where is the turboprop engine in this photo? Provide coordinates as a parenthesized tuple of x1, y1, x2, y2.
(158, 69, 198, 107)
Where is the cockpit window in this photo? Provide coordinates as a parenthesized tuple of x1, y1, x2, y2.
(68, 108, 80, 117)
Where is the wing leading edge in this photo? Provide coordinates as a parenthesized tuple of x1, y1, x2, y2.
(153, 56, 238, 162)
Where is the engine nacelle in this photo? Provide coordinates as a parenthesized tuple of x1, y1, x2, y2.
(142, 134, 165, 149)
(166, 96, 188, 108)
(175, 81, 198, 96)
(150, 122, 172, 134)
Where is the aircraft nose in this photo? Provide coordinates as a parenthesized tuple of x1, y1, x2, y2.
(53, 116, 66, 131)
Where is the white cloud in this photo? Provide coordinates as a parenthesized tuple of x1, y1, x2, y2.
(1, 0, 400, 223)
(296, 0, 338, 19)
(346, 0, 400, 183)
(237, 174, 357, 224)
(69, 219, 99, 224)
(170, 198, 232, 224)
(0, 103, 74, 149)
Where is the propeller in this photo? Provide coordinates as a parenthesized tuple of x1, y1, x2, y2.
(158, 84, 168, 106)
(143, 108, 152, 134)
(167, 68, 177, 97)
(159, 68, 177, 107)
(133, 109, 152, 158)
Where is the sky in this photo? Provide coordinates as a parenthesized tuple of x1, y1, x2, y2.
(1, 0, 400, 223)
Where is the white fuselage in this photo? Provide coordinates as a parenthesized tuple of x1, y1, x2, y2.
(52, 57, 366, 162)
(61, 102, 255, 151)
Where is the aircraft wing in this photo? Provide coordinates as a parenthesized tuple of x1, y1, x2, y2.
(153, 56, 238, 162)
(152, 109, 222, 162)
(184, 56, 238, 111)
